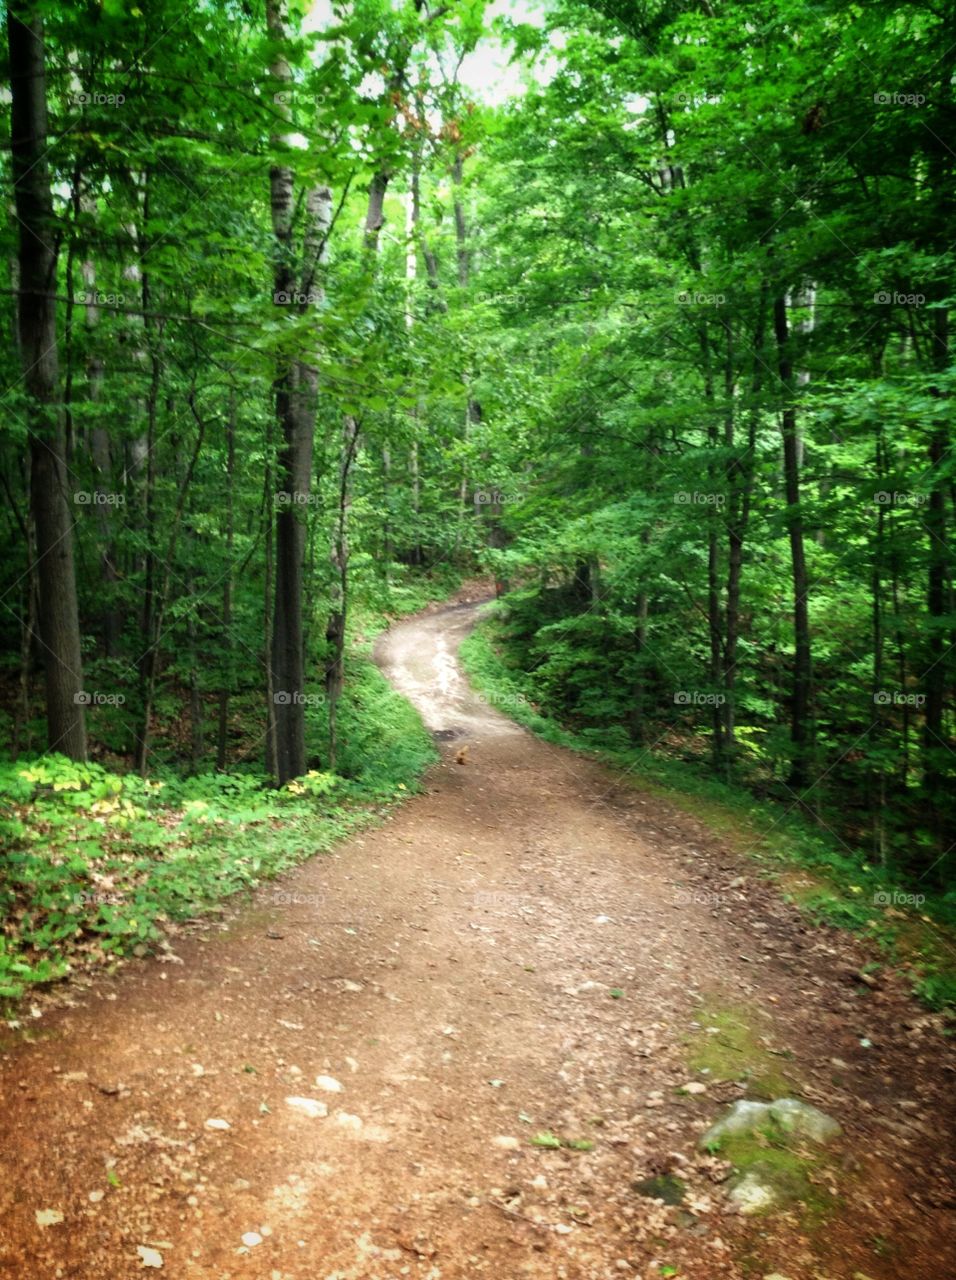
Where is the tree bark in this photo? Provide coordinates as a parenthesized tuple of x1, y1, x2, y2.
(266, 0, 329, 784)
(217, 387, 237, 770)
(7, 1, 87, 760)
(722, 293, 765, 766)
(774, 292, 813, 793)
(923, 304, 949, 795)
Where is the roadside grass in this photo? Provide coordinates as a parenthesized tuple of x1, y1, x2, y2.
(459, 613, 956, 1011)
(0, 574, 449, 1008)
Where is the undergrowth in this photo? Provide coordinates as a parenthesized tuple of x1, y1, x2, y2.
(460, 611, 956, 1011)
(0, 578, 446, 1006)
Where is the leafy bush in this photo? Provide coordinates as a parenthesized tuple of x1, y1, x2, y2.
(461, 614, 956, 1010)
(0, 646, 436, 1005)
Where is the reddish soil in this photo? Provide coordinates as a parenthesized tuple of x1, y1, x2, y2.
(0, 601, 952, 1279)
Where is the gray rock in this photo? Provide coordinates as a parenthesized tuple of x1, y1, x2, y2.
(767, 1098, 842, 1143)
(699, 1097, 841, 1149)
(698, 1099, 772, 1146)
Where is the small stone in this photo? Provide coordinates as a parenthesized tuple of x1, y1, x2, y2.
(136, 1245, 164, 1268)
(493, 1135, 520, 1150)
(285, 1097, 328, 1119)
(314, 1074, 344, 1093)
(35, 1209, 64, 1227)
(241, 1232, 263, 1248)
(729, 1171, 777, 1215)
(335, 1111, 363, 1130)
(204, 1118, 230, 1131)
(88, 1190, 105, 1203)
(681, 1081, 707, 1095)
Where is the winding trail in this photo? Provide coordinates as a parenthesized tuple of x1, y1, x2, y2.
(0, 600, 952, 1279)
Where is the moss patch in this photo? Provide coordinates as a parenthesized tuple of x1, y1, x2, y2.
(632, 1174, 687, 1206)
(687, 1001, 797, 1100)
(716, 1122, 838, 1222)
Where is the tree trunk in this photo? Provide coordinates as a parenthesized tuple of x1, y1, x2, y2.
(7, 1, 87, 760)
(722, 294, 765, 767)
(217, 388, 237, 770)
(774, 292, 813, 793)
(325, 417, 359, 770)
(266, 0, 328, 785)
(923, 303, 949, 796)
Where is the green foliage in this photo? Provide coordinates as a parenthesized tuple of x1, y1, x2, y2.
(461, 615, 956, 1008)
(0, 641, 435, 1004)
(0, 0, 953, 1015)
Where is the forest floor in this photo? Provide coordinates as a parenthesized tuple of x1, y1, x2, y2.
(0, 596, 953, 1280)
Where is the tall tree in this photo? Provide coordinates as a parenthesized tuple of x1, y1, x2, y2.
(7, 0, 87, 760)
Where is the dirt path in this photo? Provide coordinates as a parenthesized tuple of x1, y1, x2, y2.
(0, 602, 953, 1280)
